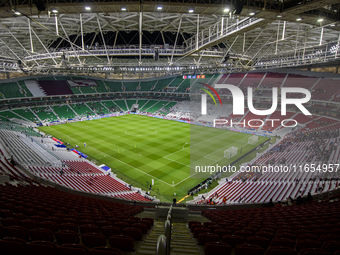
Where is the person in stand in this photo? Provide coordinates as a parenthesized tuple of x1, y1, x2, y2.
(275, 201, 282, 207)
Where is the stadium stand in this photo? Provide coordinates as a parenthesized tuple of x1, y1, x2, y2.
(146, 100, 168, 113)
(0, 81, 26, 99)
(123, 81, 140, 92)
(31, 107, 58, 123)
(140, 80, 157, 91)
(260, 72, 287, 88)
(104, 81, 123, 92)
(52, 105, 76, 120)
(101, 100, 121, 113)
(196, 199, 340, 254)
(86, 102, 110, 115)
(0, 71, 340, 208)
(70, 104, 93, 118)
(114, 100, 128, 112)
(223, 73, 246, 86)
(11, 109, 39, 123)
(126, 99, 137, 111)
(239, 72, 266, 88)
(0, 182, 151, 254)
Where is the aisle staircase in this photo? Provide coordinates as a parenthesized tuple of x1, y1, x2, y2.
(136, 209, 202, 255)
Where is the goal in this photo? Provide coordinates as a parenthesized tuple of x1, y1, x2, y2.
(224, 146, 238, 159)
(248, 135, 259, 145)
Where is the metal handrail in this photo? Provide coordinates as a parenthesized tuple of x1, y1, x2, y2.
(156, 205, 173, 255)
(165, 219, 171, 255)
(156, 235, 167, 255)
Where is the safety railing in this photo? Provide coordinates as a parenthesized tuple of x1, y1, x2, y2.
(156, 204, 173, 255)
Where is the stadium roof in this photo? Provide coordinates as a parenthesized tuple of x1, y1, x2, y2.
(1, 0, 340, 76)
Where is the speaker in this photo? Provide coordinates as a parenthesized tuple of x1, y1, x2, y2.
(155, 49, 159, 61)
(222, 54, 230, 63)
(234, 0, 243, 15)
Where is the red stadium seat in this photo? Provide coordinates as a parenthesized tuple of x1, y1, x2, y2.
(59, 223, 78, 232)
(109, 235, 134, 251)
(319, 234, 340, 242)
(193, 227, 210, 238)
(235, 243, 264, 255)
(300, 248, 331, 255)
(322, 240, 340, 254)
(81, 233, 106, 248)
(46, 216, 62, 225)
(227, 226, 241, 233)
(19, 219, 39, 230)
(267, 246, 297, 255)
(55, 230, 80, 245)
(143, 217, 154, 226)
(29, 228, 54, 242)
(208, 225, 222, 232)
(27, 242, 57, 255)
(0, 209, 13, 218)
(234, 230, 253, 240)
(1, 217, 18, 227)
(79, 224, 100, 234)
(297, 240, 322, 251)
(90, 247, 121, 255)
(101, 226, 121, 238)
(298, 234, 319, 241)
(4, 226, 29, 241)
(122, 227, 143, 241)
(96, 221, 112, 229)
(29, 216, 46, 223)
(0, 237, 26, 255)
(204, 241, 232, 255)
(214, 229, 232, 239)
(270, 237, 296, 249)
(113, 222, 130, 231)
(222, 234, 245, 248)
(190, 223, 202, 232)
(136, 220, 151, 229)
(198, 232, 219, 245)
(39, 221, 59, 233)
(12, 213, 27, 220)
(131, 223, 148, 234)
(276, 232, 297, 241)
(62, 218, 78, 226)
(246, 236, 270, 249)
(57, 244, 89, 255)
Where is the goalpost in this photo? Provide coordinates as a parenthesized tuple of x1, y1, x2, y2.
(224, 146, 238, 159)
(248, 135, 259, 145)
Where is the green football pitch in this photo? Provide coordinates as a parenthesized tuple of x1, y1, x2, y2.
(38, 114, 267, 202)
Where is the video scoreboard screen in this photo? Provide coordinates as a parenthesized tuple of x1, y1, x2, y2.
(183, 75, 205, 79)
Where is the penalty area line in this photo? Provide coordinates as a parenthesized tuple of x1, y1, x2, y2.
(89, 146, 173, 187)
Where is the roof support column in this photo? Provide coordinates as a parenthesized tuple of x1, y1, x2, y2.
(80, 14, 84, 51)
(139, 11, 143, 64)
(170, 16, 182, 64)
(28, 18, 34, 53)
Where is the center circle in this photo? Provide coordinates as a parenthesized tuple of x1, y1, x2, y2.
(125, 128, 157, 136)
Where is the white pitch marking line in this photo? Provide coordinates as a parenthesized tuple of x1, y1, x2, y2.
(89, 146, 173, 187)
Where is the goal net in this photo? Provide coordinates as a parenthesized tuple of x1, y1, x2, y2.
(224, 146, 238, 159)
(248, 135, 259, 145)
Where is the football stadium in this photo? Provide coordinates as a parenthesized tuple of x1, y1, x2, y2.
(1, 0, 340, 254)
